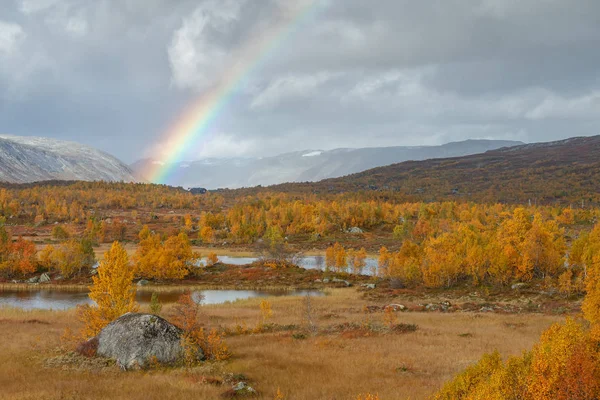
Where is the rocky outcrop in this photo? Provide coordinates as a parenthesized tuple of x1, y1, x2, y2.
(96, 313, 191, 370)
(39, 273, 51, 283)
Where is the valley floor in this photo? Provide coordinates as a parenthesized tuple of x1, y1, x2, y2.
(0, 288, 565, 400)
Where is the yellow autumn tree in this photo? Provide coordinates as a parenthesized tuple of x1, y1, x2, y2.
(206, 252, 219, 266)
(520, 215, 565, 280)
(199, 226, 214, 244)
(488, 207, 532, 284)
(184, 214, 193, 231)
(378, 246, 391, 277)
(325, 245, 336, 271)
(40, 239, 95, 278)
(422, 232, 462, 288)
(135, 227, 195, 280)
(353, 247, 367, 275)
(582, 253, 600, 339)
(333, 243, 347, 272)
(77, 241, 138, 337)
(389, 240, 422, 285)
(527, 318, 600, 399)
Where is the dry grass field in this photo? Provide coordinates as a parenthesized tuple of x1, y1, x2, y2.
(0, 288, 564, 400)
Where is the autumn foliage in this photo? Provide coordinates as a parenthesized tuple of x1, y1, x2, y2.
(134, 226, 196, 280)
(0, 221, 37, 278)
(77, 241, 138, 337)
(170, 291, 229, 363)
(435, 250, 600, 400)
(39, 238, 95, 278)
(367, 207, 569, 288)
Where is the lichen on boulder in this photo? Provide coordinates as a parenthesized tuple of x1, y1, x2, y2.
(95, 312, 193, 370)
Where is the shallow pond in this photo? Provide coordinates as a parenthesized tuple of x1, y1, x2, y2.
(200, 255, 379, 276)
(0, 289, 325, 310)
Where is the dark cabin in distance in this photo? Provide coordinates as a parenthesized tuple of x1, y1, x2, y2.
(189, 187, 208, 195)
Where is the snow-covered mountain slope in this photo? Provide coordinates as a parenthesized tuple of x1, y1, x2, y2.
(0, 135, 137, 183)
(132, 139, 523, 189)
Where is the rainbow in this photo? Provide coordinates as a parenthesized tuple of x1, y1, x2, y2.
(145, 0, 322, 184)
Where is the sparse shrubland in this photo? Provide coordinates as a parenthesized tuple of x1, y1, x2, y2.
(2, 179, 600, 398)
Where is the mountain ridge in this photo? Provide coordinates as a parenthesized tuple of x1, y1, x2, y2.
(235, 135, 600, 205)
(0, 134, 137, 184)
(132, 139, 523, 189)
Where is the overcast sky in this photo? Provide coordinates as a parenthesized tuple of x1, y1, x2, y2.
(1, 0, 599, 163)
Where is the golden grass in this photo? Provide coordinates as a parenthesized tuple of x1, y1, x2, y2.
(0, 289, 563, 400)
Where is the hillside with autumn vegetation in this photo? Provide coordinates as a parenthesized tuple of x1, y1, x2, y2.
(226, 135, 600, 205)
(0, 180, 596, 294)
(2, 141, 600, 399)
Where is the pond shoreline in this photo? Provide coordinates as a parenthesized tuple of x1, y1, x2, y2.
(0, 261, 374, 295)
(0, 282, 331, 293)
(0, 285, 328, 310)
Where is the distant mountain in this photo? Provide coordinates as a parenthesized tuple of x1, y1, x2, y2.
(245, 135, 600, 205)
(132, 139, 523, 189)
(0, 135, 137, 183)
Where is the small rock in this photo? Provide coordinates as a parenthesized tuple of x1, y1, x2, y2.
(347, 226, 364, 234)
(362, 283, 376, 290)
(323, 278, 330, 283)
(232, 381, 256, 394)
(479, 306, 495, 312)
(314, 279, 322, 283)
(385, 304, 407, 312)
(425, 303, 439, 311)
(511, 283, 528, 290)
(28, 276, 39, 284)
(137, 279, 149, 287)
(55, 275, 64, 281)
(39, 273, 51, 283)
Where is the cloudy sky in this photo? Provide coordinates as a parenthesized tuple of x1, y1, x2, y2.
(1, 0, 599, 163)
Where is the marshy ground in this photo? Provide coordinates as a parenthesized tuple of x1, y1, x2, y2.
(0, 288, 565, 400)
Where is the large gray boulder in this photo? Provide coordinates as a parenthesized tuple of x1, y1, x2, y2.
(96, 313, 187, 370)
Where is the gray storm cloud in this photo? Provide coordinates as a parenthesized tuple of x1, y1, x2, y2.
(0, 0, 599, 162)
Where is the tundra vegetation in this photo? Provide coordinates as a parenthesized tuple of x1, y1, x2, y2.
(1, 181, 600, 398)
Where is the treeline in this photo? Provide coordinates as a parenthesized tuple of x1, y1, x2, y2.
(0, 181, 224, 223)
(194, 196, 596, 246)
(3, 197, 600, 287)
(0, 223, 199, 281)
(1, 180, 597, 231)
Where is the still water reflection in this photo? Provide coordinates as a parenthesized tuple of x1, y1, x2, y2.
(0, 289, 325, 310)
